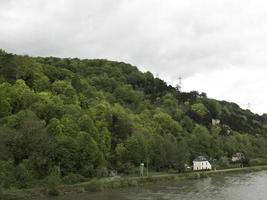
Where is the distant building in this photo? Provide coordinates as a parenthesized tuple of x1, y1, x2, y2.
(221, 124, 232, 135)
(193, 156, 212, 171)
(212, 119, 220, 126)
(184, 164, 191, 171)
(231, 152, 245, 162)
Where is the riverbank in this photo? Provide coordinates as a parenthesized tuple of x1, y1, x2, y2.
(3, 165, 267, 200)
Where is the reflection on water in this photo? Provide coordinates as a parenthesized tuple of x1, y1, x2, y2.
(43, 171, 267, 200)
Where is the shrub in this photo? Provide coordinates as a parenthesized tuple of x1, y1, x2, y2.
(0, 160, 13, 189)
(85, 179, 103, 192)
(13, 163, 31, 189)
(109, 181, 121, 188)
(81, 165, 94, 178)
(48, 187, 59, 196)
(95, 166, 109, 177)
(0, 188, 29, 200)
(0, 183, 3, 199)
(199, 172, 208, 178)
(62, 173, 85, 185)
(187, 173, 200, 179)
(128, 179, 138, 187)
(249, 158, 267, 166)
(46, 175, 61, 196)
(120, 179, 129, 187)
(218, 156, 230, 168)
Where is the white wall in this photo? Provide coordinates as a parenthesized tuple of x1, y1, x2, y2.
(193, 161, 212, 170)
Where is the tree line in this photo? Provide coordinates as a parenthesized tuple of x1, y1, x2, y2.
(0, 49, 267, 189)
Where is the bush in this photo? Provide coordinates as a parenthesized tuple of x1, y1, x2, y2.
(0, 188, 29, 200)
(81, 165, 94, 178)
(218, 156, 230, 168)
(95, 166, 109, 177)
(85, 179, 103, 192)
(0, 160, 13, 189)
(187, 173, 200, 179)
(109, 181, 121, 188)
(128, 179, 138, 187)
(249, 158, 267, 166)
(48, 187, 59, 196)
(13, 163, 31, 189)
(199, 172, 208, 178)
(46, 175, 61, 196)
(119, 180, 128, 187)
(121, 164, 138, 175)
(62, 173, 85, 185)
(0, 183, 3, 199)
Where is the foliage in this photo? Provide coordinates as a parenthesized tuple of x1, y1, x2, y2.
(0, 50, 267, 189)
(84, 179, 103, 192)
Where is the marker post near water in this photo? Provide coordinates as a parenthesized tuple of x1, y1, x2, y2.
(140, 163, 144, 176)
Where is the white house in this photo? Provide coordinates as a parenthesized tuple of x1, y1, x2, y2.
(193, 156, 212, 171)
(231, 152, 245, 162)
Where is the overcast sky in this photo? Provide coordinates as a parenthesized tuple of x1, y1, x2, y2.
(1, 0, 267, 114)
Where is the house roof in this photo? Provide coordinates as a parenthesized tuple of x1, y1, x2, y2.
(193, 156, 208, 162)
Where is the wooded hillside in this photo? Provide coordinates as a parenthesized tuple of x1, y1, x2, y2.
(1, 49, 267, 188)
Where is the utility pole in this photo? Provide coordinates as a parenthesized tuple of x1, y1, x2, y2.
(176, 75, 182, 91)
(247, 102, 251, 110)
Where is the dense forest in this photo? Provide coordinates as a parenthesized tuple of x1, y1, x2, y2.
(1, 49, 267, 189)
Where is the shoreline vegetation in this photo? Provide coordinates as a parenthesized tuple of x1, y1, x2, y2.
(2, 52, 267, 199)
(2, 165, 267, 200)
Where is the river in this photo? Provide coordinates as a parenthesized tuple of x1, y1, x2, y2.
(43, 171, 267, 200)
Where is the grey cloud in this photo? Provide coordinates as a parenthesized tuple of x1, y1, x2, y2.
(1, 0, 267, 113)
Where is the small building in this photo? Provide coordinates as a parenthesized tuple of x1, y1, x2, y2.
(184, 163, 191, 171)
(231, 152, 245, 163)
(212, 119, 220, 126)
(193, 156, 212, 171)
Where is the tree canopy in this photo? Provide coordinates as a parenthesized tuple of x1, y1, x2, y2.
(0, 50, 267, 189)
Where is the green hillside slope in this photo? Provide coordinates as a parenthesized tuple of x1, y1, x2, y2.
(0, 49, 267, 189)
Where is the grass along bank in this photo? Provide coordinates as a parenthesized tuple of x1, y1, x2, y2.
(2, 165, 267, 200)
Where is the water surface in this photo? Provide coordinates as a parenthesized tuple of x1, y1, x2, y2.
(44, 171, 267, 200)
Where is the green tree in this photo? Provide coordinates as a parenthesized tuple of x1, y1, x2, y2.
(153, 110, 183, 137)
(0, 99, 11, 118)
(191, 103, 208, 117)
(188, 125, 211, 158)
(51, 80, 78, 104)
